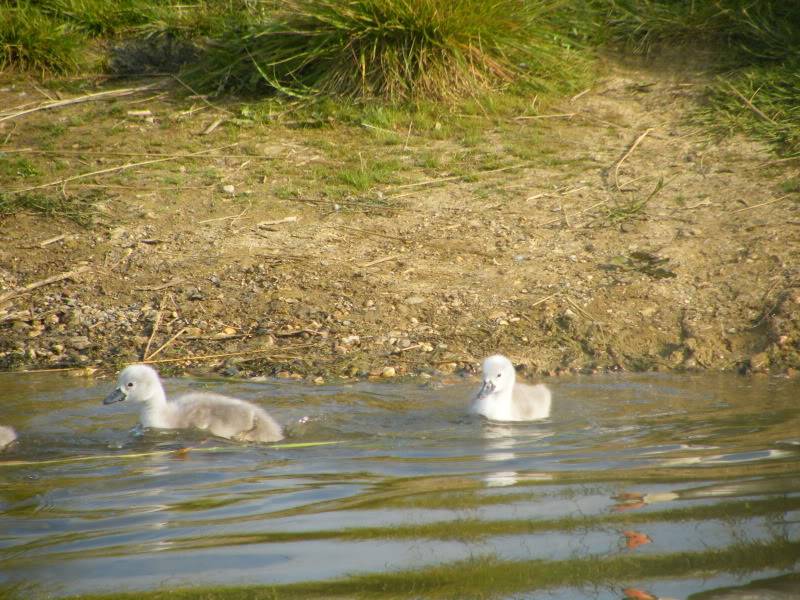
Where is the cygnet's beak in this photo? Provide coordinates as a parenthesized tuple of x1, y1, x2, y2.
(103, 387, 127, 405)
(476, 379, 495, 400)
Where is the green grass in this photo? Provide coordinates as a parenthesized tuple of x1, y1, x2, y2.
(598, 1, 800, 155)
(0, 190, 101, 225)
(0, 2, 87, 75)
(190, 0, 592, 102)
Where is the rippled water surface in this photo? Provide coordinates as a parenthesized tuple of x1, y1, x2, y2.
(1, 373, 799, 599)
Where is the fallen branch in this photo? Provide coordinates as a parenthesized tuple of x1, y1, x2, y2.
(0, 266, 90, 304)
(0, 85, 159, 123)
(6, 143, 239, 195)
(613, 129, 652, 191)
(514, 113, 576, 120)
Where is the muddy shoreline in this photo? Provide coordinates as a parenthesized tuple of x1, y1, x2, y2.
(1, 59, 798, 381)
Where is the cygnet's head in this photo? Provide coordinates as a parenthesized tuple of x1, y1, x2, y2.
(476, 354, 516, 400)
(104, 364, 162, 405)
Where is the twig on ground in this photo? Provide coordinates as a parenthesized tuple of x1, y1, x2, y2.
(142, 294, 167, 361)
(539, 200, 607, 226)
(199, 208, 249, 224)
(570, 88, 591, 102)
(0, 85, 159, 123)
(390, 164, 527, 190)
(360, 254, 401, 268)
(614, 129, 653, 191)
(38, 234, 66, 247)
(146, 327, 186, 361)
(726, 82, 777, 125)
(6, 144, 239, 194)
(134, 278, 184, 292)
(732, 195, 790, 213)
(257, 216, 299, 228)
(142, 345, 314, 365)
(0, 266, 90, 304)
(514, 113, 576, 121)
(201, 118, 225, 135)
(172, 76, 233, 115)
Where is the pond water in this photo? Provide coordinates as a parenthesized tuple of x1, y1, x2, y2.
(0, 372, 799, 599)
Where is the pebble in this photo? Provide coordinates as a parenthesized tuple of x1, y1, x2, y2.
(381, 366, 396, 378)
(222, 184, 236, 196)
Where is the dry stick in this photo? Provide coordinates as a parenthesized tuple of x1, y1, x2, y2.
(360, 254, 401, 268)
(141, 347, 310, 365)
(329, 224, 405, 241)
(530, 292, 559, 308)
(614, 128, 653, 191)
(570, 88, 591, 102)
(0, 266, 90, 304)
(134, 278, 184, 292)
(6, 143, 239, 194)
(390, 164, 527, 190)
(726, 82, 777, 125)
(257, 216, 299, 228)
(733, 195, 790, 213)
(198, 208, 249, 224)
(0, 85, 159, 123)
(539, 200, 607, 227)
(514, 113, 576, 120)
(201, 118, 225, 135)
(172, 75, 233, 116)
(142, 294, 167, 361)
(38, 234, 66, 247)
(3, 148, 275, 160)
(146, 327, 186, 361)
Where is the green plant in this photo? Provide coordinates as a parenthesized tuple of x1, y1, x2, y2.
(192, 0, 591, 102)
(0, 2, 86, 74)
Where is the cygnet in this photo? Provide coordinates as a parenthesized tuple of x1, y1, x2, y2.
(0, 425, 17, 450)
(470, 354, 551, 421)
(103, 364, 283, 442)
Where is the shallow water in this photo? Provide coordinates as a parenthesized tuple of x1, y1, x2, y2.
(0, 373, 799, 599)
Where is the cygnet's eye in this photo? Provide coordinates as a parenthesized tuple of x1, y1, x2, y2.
(496, 373, 502, 378)
(126, 382, 134, 388)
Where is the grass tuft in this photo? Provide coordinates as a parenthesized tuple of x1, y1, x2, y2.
(191, 0, 591, 102)
(0, 2, 86, 75)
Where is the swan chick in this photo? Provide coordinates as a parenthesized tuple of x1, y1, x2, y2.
(470, 355, 551, 421)
(103, 364, 283, 442)
(0, 426, 17, 450)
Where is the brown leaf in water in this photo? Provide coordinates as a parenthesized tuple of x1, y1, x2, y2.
(623, 529, 652, 549)
(623, 587, 656, 600)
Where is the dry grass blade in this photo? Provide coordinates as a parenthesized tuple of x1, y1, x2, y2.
(6, 144, 239, 194)
(0, 85, 160, 123)
(614, 129, 652, 191)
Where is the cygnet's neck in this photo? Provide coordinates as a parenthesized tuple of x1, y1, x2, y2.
(474, 383, 515, 421)
(139, 383, 172, 428)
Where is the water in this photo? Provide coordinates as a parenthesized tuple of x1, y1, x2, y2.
(1, 373, 799, 599)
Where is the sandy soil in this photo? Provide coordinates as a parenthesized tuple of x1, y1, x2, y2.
(1, 56, 798, 381)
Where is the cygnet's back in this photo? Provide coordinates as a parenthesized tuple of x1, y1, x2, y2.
(171, 392, 283, 443)
(510, 383, 551, 421)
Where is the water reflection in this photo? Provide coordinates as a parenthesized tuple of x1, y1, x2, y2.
(0, 373, 798, 598)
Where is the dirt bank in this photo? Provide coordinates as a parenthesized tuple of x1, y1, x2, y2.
(1, 57, 798, 381)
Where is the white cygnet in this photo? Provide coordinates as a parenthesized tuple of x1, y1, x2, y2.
(470, 354, 551, 421)
(103, 364, 283, 443)
(0, 425, 17, 450)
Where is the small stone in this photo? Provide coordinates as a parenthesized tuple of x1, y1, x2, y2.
(340, 335, 360, 345)
(186, 288, 205, 301)
(381, 366, 396, 378)
(68, 336, 91, 351)
(11, 321, 30, 331)
(403, 295, 424, 305)
(184, 326, 203, 337)
(221, 366, 239, 377)
(222, 184, 236, 196)
(222, 326, 237, 335)
(313, 376, 325, 384)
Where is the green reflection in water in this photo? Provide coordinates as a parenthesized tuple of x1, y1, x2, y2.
(59, 537, 800, 600)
